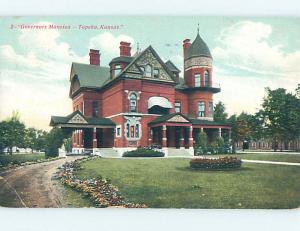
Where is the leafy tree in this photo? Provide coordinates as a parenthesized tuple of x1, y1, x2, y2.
(63, 138, 72, 153)
(261, 88, 300, 151)
(0, 112, 26, 154)
(194, 131, 208, 155)
(228, 115, 238, 153)
(24, 127, 38, 153)
(34, 130, 48, 152)
(44, 128, 65, 157)
(213, 101, 228, 123)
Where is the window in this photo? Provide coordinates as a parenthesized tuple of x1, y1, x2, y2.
(135, 124, 140, 138)
(129, 93, 137, 112)
(204, 71, 209, 86)
(208, 102, 213, 117)
(195, 74, 201, 87)
(126, 124, 130, 137)
(115, 125, 122, 137)
(175, 101, 181, 113)
(153, 68, 159, 78)
(126, 123, 140, 139)
(198, 101, 205, 117)
(92, 101, 98, 117)
(145, 64, 152, 77)
(114, 64, 121, 76)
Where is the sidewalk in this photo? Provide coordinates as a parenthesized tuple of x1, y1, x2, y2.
(242, 159, 300, 166)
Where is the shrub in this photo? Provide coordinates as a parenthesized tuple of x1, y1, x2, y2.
(194, 132, 208, 155)
(190, 156, 242, 170)
(123, 148, 164, 157)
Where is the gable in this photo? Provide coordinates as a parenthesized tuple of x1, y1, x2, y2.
(167, 114, 190, 123)
(122, 47, 176, 83)
(67, 113, 88, 124)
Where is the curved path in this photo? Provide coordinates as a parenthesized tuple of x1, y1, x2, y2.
(0, 156, 80, 208)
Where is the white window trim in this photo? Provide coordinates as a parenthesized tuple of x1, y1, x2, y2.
(116, 125, 122, 138)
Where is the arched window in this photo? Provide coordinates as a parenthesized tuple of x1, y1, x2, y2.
(204, 71, 209, 86)
(129, 93, 137, 112)
(195, 74, 201, 87)
(145, 64, 152, 77)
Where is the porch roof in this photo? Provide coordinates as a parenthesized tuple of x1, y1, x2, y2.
(50, 110, 115, 128)
(148, 113, 192, 126)
(190, 119, 231, 128)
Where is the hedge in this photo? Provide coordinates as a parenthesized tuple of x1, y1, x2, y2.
(123, 148, 164, 157)
(190, 156, 242, 170)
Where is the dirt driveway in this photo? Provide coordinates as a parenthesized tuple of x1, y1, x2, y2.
(0, 156, 82, 208)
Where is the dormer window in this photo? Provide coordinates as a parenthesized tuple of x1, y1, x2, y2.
(153, 68, 159, 78)
(145, 64, 152, 77)
(114, 64, 121, 77)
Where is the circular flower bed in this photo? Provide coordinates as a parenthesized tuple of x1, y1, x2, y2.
(190, 156, 242, 170)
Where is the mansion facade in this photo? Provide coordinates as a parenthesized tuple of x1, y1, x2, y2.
(50, 31, 231, 156)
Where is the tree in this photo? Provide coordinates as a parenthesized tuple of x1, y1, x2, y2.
(44, 128, 69, 157)
(34, 130, 48, 152)
(261, 88, 300, 151)
(194, 131, 208, 155)
(0, 112, 26, 154)
(24, 128, 38, 153)
(213, 101, 228, 123)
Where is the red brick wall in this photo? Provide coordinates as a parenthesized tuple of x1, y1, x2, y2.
(185, 67, 212, 88)
(175, 91, 189, 114)
(188, 91, 213, 118)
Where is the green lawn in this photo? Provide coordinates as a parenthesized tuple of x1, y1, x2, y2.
(212, 153, 300, 163)
(0, 153, 45, 166)
(76, 158, 300, 209)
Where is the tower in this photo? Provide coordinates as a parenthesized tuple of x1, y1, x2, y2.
(182, 30, 220, 120)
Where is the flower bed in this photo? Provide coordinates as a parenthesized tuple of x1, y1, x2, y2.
(59, 157, 147, 208)
(123, 148, 164, 157)
(190, 157, 242, 170)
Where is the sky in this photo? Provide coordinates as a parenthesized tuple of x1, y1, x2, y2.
(0, 16, 299, 130)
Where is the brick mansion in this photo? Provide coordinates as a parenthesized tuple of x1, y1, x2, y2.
(50, 31, 231, 156)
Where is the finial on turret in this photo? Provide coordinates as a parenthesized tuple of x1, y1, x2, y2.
(197, 23, 199, 34)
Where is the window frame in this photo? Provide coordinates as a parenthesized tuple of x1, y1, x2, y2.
(198, 101, 206, 117)
(114, 64, 122, 77)
(92, 101, 98, 117)
(175, 101, 181, 113)
(194, 73, 201, 87)
(208, 101, 214, 117)
(145, 64, 152, 77)
(153, 68, 159, 78)
(129, 93, 138, 112)
(204, 71, 209, 86)
(115, 125, 122, 138)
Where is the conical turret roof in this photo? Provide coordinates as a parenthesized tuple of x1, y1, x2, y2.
(187, 33, 212, 59)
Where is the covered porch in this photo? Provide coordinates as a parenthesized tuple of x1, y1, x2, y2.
(50, 110, 116, 154)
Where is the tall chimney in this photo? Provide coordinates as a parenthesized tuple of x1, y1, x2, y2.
(183, 39, 191, 60)
(89, 49, 100, 66)
(119, 41, 131, 57)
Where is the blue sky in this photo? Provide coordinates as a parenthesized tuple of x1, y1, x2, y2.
(0, 16, 299, 130)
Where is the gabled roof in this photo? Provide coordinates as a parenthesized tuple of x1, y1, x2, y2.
(149, 113, 192, 125)
(50, 110, 115, 127)
(119, 45, 177, 83)
(70, 62, 110, 88)
(165, 60, 180, 73)
(187, 33, 212, 59)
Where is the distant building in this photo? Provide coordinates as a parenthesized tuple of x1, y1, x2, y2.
(50, 31, 231, 156)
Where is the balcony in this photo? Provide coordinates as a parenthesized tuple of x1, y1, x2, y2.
(184, 81, 221, 93)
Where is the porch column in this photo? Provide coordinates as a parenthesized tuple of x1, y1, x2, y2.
(180, 127, 185, 148)
(228, 129, 232, 142)
(78, 130, 82, 148)
(148, 127, 152, 146)
(218, 128, 222, 138)
(93, 127, 97, 149)
(200, 127, 204, 132)
(75, 130, 78, 147)
(162, 125, 167, 147)
(189, 126, 193, 148)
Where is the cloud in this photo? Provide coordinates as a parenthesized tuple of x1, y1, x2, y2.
(0, 27, 135, 130)
(212, 21, 300, 79)
(212, 21, 300, 116)
(89, 32, 134, 57)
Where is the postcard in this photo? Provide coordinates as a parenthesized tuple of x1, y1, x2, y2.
(0, 16, 299, 209)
